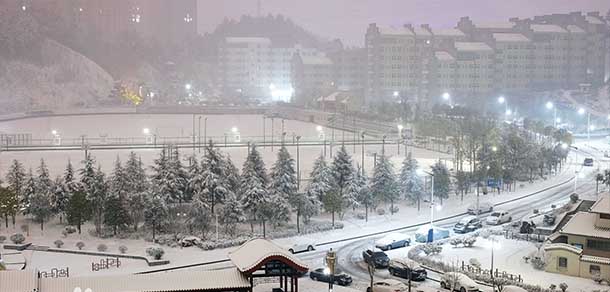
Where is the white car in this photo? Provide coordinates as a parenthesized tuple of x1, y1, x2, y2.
(375, 233, 411, 251)
(288, 241, 316, 254)
(440, 272, 479, 292)
(366, 279, 408, 292)
(486, 210, 512, 225)
(467, 202, 493, 215)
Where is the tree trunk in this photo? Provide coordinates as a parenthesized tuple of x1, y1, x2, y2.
(262, 220, 267, 238)
(77, 222, 82, 234)
(331, 211, 335, 227)
(296, 210, 301, 234)
(40, 220, 44, 231)
(4, 214, 7, 228)
(365, 203, 368, 222)
(134, 222, 138, 232)
(417, 198, 420, 212)
(390, 200, 394, 215)
(12, 215, 15, 228)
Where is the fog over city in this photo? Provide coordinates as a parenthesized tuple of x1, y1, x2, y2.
(1, 1, 610, 292)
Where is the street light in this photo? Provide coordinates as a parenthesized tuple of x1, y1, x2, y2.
(505, 109, 512, 116)
(546, 102, 558, 128)
(397, 124, 404, 155)
(325, 249, 337, 292)
(577, 108, 591, 141)
(51, 130, 58, 136)
(442, 92, 450, 101)
(498, 96, 505, 104)
(487, 237, 501, 292)
(185, 83, 192, 91)
(417, 169, 436, 242)
(393, 91, 399, 98)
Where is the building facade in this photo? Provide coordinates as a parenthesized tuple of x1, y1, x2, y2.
(545, 194, 610, 280)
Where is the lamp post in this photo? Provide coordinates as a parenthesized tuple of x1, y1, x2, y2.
(203, 117, 208, 148)
(192, 114, 196, 152)
(418, 169, 437, 242)
(263, 116, 266, 148)
(578, 108, 591, 141)
(382, 135, 387, 155)
(546, 102, 558, 128)
(397, 124, 404, 155)
(271, 116, 275, 152)
(325, 249, 337, 292)
(361, 131, 366, 176)
(489, 237, 499, 292)
(198, 116, 202, 152)
(296, 136, 301, 189)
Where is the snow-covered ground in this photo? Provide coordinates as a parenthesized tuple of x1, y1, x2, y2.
(0, 113, 450, 181)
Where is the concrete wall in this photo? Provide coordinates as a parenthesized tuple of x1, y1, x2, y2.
(545, 249, 581, 277)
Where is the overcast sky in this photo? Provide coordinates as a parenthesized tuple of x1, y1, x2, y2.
(197, 0, 610, 46)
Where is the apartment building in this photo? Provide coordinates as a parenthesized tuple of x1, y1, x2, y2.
(217, 37, 324, 101)
(545, 194, 610, 279)
(292, 55, 334, 105)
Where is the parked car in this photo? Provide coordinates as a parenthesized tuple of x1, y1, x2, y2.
(440, 272, 479, 292)
(375, 233, 411, 251)
(415, 225, 450, 243)
(453, 216, 483, 233)
(288, 241, 316, 254)
(309, 268, 352, 286)
(584, 158, 594, 167)
(486, 210, 512, 225)
(362, 249, 390, 268)
(388, 258, 427, 281)
(467, 202, 494, 215)
(366, 279, 409, 292)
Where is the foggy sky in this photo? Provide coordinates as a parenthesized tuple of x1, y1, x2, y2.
(198, 0, 610, 46)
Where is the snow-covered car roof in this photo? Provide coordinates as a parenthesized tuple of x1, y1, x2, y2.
(376, 233, 408, 244)
(458, 215, 478, 223)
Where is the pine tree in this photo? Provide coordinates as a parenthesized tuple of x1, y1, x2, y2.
(329, 146, 354, 225)
(371, 154, 398, 214)
(88, 165, 108, 236)
(4, 160, 25, 227)
(185, 155, 200, 202)
(187, 199, 211, 238)
(31, 160, 54, 231)
(169, 147, 188, 203)
(270, 146, 295, 228)
(125, 153, 148, 231)
(104, 194, 130, 236)
(151, 146, 187, 203)
(22, 169, 36, 215)
(144, 194, 168, 242)
(224, 155, 241, 195)
(110, 157, 128, 201)
(240, 144, 270, 234)
(220, 192, 245, 236)
(201, 142, 228, 214)
(66, 190, 90, 234)
(63, 160, 81, 194)
(0, 187, 14, 229)
(431, 160, 450, 204)
(399, 153, 425, 211)
(350, 165, 371, 221)
(36, 159, 53, 198)
(80, 153, 97, 196)
(305, 155, 331, 223)
(50, 176, 69, 224)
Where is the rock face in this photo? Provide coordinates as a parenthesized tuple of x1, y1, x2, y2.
(0, 38, 114, 113)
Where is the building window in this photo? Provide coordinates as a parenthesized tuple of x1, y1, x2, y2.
(590, 265, 601, 275)
(587, 240, 610, 251)
(558, 257, 568, 268)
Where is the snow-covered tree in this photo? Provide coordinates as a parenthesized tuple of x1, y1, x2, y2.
(185, 155, 200, 202)
(80, 153, 97, 195)
(240, 144, 270, 233)
(220, 192, 245, 236)
(151, 147, 187, 203)
(104, 194, 130, 236)
(168, 147, 188, 203)
(187, 199, 211, 238)
(329, 146, 354, 225)
(30, 160, 54, 231)
(269, 146, 295, 228)
(22, 169, 36, 215)
(88, 165, 108, 236)
(66, 190, 90, 234)
(431, 160, 450, 204)
(125, 153, 148, 231)
(349, 165, 371, 220)
(144, 194, 168, 242)
(371, 154, 398, 214)
(201, 142, 228, 213)
(224, 155, 241, 195)
(36, 159, 53, 198)
(399, 153, 425, 211)
(305, 155, 332, 224)
(50, 176, 69, 224)
(63, 160, 80, 194)
(4, 160, 25, 226)
(109, 157, 129, 201)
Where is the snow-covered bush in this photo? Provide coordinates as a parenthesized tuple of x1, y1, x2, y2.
(10, 233, 25, 244)
(569, 193, 579, 204)
(118, 245, 128, 254)
(530, 256, 546, 270)
(463, 236, 477, 247)
(558, 283, 568, 292)
(53, 240, 64, 248)
(355, 213, 366, 220)
(390, 206, 399, 214)
(533, 209, 540, 214)
(450, 237, 462, 247)
(376, 208, 386, 215)
(97, 244, 108, 252)
(0, 235, 6, 243)
(422, 243, 442, 256)
(479, 230, 491, 239)
(76, 241, 85, 250)
(65, 226, 77, 234)
(61, 230, 68, 238)
(146, 247, 165, 260)
(469, 258, 481, 269)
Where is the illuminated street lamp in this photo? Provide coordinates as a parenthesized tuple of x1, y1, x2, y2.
(442, 92, 450, 101)
(577, 108, 591, 141)
(325, 249, 337, 292)
(546, 102, 558, 128)
(417, 169, 437, 242)
(51, 130, 58, 136)
(397, 124, 404, 155)
(142, 128, 150, 135)
(505, 109, 512, 116)
(497, 96, 505, 104)
(185, 83, 192, 91)
(393, 91, 399, 98)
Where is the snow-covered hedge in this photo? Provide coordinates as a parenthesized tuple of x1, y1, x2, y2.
(10, 233, 25, 244)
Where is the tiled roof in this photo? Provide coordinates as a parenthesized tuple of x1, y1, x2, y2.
(229, 238, 308, 273)
(39, 268, 250, 292)
(582, 255, 610, 265)
(544, 243, 583, 254)
(454, 42, 494, 52)
(560, 212, 610, 239)
(434, 51, 455, 61)
(493, 33, 530, 42)
(434, 28, 466, 37)
(0, 270, 37, 292)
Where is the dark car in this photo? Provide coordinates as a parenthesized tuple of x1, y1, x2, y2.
(584, 158, 594, 167)
(453, 216, 483, 234)
(362, 249, 390, 268)
(388, 258, 427, 281)
(309, 268, 352, 286)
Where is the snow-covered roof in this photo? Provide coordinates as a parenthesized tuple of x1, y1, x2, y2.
(229, 238, 308, 273)
(566, 25, 586, 34)
(317, 92, 351, 103)
(0, 270, 37, 292)
(586, 15, 605, 25)
(414, 27, 432, 36)
(582, 255, 610, 265)
(560, 212, 610, 239)
(544, 242, 583, 254)
(39, 268, 250, 292)
(301, 56, 333, 66)
(379, 26, 414, 36)
(435, 51, 455, 61)
(225, 37, 272, 44)
(530, 24, 568, 33)
(434, 28, 466, 37)
(493, 33, 530, 42)
(454, 42, 494, 52)
(590, 194, 610, 215)
(474, 22, 515, 29)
